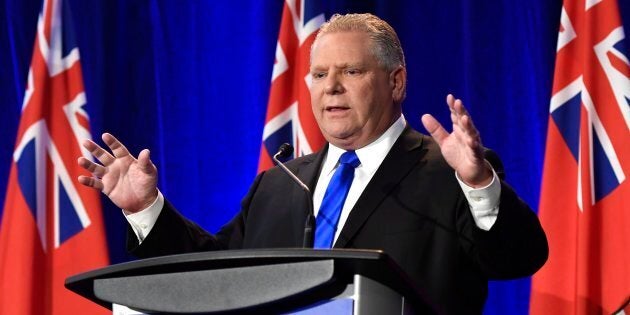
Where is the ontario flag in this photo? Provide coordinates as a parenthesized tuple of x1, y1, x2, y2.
(258, 0, 326, 171)
(530, 0, 630, 314)
(0, 0, 109, 314)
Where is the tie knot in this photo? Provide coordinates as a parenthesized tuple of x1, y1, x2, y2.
(339, 151, 360, 168)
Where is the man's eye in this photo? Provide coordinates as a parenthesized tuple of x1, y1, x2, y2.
(312, 72, 326, 79)
(345, 69, 361, 75)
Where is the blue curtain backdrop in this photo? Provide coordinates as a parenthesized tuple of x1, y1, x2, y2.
(1, 0, 629, 314)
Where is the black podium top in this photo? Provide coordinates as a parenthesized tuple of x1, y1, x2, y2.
(66, 248, 436, 314)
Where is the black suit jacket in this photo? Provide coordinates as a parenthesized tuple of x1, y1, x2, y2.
(128, 127, 548, 314)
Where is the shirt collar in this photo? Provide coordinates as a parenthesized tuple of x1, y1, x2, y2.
(322, 115, 407, 176)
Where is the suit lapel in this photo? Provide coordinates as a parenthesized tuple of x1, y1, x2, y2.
(297, 144, 328, 192)
(334, 127, 425, 248)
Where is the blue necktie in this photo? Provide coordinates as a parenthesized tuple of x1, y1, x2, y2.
(314, 151, 361, 248)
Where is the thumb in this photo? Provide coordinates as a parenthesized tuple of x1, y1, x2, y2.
(421, 114, 448, 146)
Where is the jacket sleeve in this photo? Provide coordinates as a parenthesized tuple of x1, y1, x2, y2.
(469, 181, 548, 279)
(459, 150, 549, 279)
(127, 172, 265, 258)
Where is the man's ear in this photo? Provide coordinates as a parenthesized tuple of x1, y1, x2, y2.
(390, 66, 407, 104)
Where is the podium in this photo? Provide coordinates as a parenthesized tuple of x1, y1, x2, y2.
(65, 249, 437, 314)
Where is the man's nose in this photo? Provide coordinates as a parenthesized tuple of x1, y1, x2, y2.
(324, 73, 344, 95)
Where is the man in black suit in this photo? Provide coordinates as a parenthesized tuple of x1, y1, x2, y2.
(78, 13, 547, 314)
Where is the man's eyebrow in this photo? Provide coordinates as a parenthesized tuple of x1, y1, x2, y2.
(342, 62, 365, 68)
(310, 63, 365, 71)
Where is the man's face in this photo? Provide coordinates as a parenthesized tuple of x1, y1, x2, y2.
(310, 31, 405, 150)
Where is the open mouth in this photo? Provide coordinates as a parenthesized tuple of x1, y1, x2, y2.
(325, 106, 350, 112)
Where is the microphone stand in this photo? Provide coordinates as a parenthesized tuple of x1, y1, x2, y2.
(273, 145, 315, 248)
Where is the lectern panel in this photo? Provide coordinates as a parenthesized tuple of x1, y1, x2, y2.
(94, 260, 335, 313)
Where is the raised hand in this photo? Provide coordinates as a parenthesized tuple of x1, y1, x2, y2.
(77, 133, 158, 213)
(421, 94, 492, 188)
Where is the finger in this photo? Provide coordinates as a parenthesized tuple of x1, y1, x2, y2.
(448, 97, 479, 146)
(137, 149, 155, 173)
(446, 94, 455, 110)
(452, 98, 468, 130)
(421, 114, 449, 146)
(451, 121, 466, 143)
(78, 157, 107, 178)
(82, 139, 116, 166)
(450, 97, 474, 136)
(102, 133, 132, 159)
(460, 115, 479, 139)
(452, 98, 469, 117)
(460, 116, 485, 158)
(450, 109, 459, 126)
(77, 175, 104, 191)
(447, 94, 465, 126)
(447, 95, 458, 124)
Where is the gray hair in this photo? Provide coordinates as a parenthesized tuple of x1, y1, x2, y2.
(312, 13, 406, 72)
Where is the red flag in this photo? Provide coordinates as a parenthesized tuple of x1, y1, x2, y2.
(0, 0, 109, 314)
(530, 0, 630, 313)
(258, 0, 326, 171)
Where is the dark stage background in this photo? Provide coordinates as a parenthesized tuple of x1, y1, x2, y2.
(1, 1, 629, 314)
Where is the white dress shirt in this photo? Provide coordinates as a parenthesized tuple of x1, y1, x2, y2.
(126, 115, 501, 243)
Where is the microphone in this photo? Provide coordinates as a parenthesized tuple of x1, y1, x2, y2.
(272, 143, 315, 248)
(275, 143, 295, 161)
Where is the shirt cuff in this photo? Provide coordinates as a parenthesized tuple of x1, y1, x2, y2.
(455, 166, 501, 231)
(123, 190, 164, 243)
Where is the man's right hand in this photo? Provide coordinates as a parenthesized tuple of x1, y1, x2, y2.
(77, 133, 158, 213)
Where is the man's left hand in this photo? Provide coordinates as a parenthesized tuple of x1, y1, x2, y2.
(421, 94, 493, 188)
